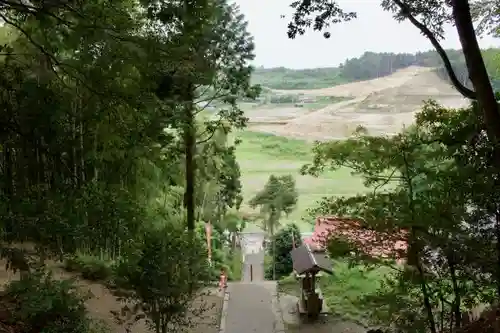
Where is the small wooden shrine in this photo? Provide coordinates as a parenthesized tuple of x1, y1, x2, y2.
(290, 243, 333, 319)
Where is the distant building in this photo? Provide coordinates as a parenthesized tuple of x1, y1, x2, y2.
(303, 216, 407, 261)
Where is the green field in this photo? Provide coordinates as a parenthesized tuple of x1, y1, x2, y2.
(252, 67, 346, 90)
(235, 131, 366, 231)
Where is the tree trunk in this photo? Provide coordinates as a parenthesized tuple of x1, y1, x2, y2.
(451, 0, 500, 145)
(79, 113, 85, 186)
(447, 251, 462, 328)
(415, 259, 437, 333)
(272, 221, 276, 281)
(439, 296, 445, 333)
(38, 137, 46, 187)
(495, 210, 500, 299)
(4, 143, 14, 236)
(184, 100, 196, 233)
(270, 209, 277, 281)
(402, 150, 436, 333)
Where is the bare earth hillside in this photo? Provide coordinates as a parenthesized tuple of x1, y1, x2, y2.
(247, 66, 469, 140)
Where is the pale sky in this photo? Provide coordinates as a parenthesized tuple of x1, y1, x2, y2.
(234, 0, 500, 69)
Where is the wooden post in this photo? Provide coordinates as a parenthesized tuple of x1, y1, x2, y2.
(250, 264, 253, 281)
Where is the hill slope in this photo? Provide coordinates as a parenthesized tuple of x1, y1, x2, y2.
(247, 66, 468, 140)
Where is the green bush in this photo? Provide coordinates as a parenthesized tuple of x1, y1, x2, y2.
(196, 221, 239, 281)
(265, 223, 302, 280)
(4, 268, 105, 333)
(113, 222, 212, 333)
(64, 253, 115, 282)
(228, 248, 243, 281)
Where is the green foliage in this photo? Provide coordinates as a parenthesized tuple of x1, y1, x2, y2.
(0, 0, 255, 329)
(250, 174, 298, 280)
(237, 131, 312, 159)
(3, 268, 102, 333)
(0, 0, 254, 253)
(252, 66, 345, 89)
(197, 127, 244, 223)
(113, 222, 211, 333)
(319, 262, 392, 324)
(278, 261, 390, 324)
(64, 253, 116, 282)
(249, 174, 299, 228)
(228, 248, 243, 281)
(265, 223, 302, 279)
(236, 130, 366, 231)
(192, 217, 245, 282)
(285, 0, 494, 78)
(300, 100, 500, 330)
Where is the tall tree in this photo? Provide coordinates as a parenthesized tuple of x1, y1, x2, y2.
(144, 0, 259, 232)
(249, 174, 298, 280)
(301, 101, 499, 331)
(0, 0, 254, 330)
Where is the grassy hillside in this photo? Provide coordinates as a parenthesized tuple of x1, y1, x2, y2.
(252, 48, 500, 90)
(278, 261, 392, 325)
(251, 67, 346, 90)
(235, 131, 366, 231)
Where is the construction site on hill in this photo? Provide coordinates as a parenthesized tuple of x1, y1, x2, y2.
(246, 66, 469, 140)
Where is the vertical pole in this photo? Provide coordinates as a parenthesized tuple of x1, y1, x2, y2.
(250, 264, 253, 282)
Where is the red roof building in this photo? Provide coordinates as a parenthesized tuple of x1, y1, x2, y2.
(303, 216, 407, 261)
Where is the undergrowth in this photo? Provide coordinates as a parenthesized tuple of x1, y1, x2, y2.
(277, 260, 390, 325)
(64, 252, 116, 282)
(0, 268, 108, 333)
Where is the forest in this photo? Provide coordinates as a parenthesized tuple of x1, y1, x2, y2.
(0, 0, 257, 332)
(252, 48, 500, 90)
(0, 0, 500, 333)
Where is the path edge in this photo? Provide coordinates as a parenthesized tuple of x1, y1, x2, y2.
(271, 284, 285, 333)
(218, 290, 230, 333)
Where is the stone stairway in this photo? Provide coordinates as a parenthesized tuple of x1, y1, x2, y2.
(221, 281, 284, 333)
(220, 231, 284, 333)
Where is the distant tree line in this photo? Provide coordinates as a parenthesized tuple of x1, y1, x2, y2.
(340, 49, 500, 90)
(253, 48, 500, 91)
(340, 50, 464, 81)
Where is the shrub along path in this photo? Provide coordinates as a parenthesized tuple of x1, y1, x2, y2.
(0, 258, 223, 333)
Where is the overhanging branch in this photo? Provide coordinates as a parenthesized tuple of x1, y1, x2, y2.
(392, 0, 477, 100)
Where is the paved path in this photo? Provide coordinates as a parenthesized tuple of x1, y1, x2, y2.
(220, 229, 284, 333)
(222, 228, 366, 333)
(223, 282, 279, 333)
(240, 230, 266, 282)
(242, 252, 264, 282)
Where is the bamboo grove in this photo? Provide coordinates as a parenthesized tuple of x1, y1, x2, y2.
(0, 0, 258, 263)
